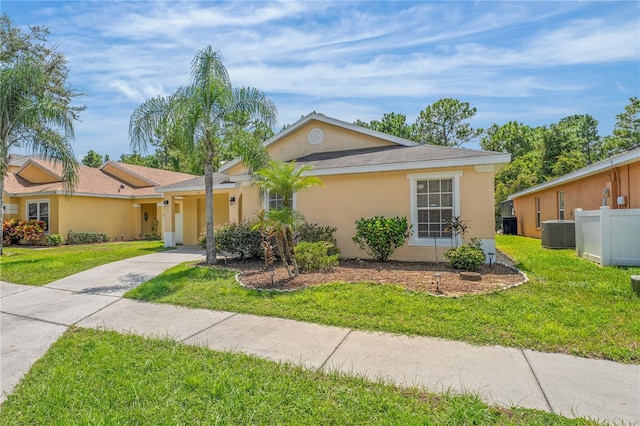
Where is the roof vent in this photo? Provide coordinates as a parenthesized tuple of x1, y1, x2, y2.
(307, 128, 324, 145)
(541, 220, 575, 249)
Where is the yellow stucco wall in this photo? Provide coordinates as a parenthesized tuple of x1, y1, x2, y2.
(57, 195, 159, 240)
(2, 194, 163, 242)
(233, 166, 495, 262)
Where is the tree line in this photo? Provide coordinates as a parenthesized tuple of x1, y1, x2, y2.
(354, 97, 639, 224)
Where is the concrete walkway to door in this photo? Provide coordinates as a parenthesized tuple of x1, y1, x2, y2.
(1, 246, 638, 425)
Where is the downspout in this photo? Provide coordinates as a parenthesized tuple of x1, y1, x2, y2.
(612, 167, 620, 209)
(627, 164, 631, 207)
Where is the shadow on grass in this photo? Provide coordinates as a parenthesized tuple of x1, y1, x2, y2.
(126, 264, 237, 301)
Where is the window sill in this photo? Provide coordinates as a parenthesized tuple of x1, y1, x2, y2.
(408, 239, 454, 248)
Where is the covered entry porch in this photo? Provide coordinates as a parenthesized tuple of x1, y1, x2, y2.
(158, 177, 245, 247)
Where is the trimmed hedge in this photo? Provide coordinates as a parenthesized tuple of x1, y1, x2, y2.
(66, 231, 110, 245)
(352, 216, 411, 262)
(444, 238, 486, 271)
(296, 222, 339, 255)
(294, 241, 339, 272)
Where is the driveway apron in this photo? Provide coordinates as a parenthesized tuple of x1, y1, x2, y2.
(0, 246, 204, 403)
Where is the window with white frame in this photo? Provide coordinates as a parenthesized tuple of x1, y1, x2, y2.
(265, 192, 296, 210)
(558, 191, 565, 220)
(408, 171, 461, 246)
(268, 192, 285, 211)
(535, 197, 541, 228)
(416, 179, 453, 238)
(27, 200, 49, 233)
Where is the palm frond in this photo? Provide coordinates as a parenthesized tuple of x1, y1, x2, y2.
(129, 95, 173, 153)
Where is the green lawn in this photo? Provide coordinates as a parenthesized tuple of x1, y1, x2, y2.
(127, 235, 640, 363)
(0, 327, 599, 425)
(0, 241, 167, 285)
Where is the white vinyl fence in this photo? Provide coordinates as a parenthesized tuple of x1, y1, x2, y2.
(575, 207, 640, 266)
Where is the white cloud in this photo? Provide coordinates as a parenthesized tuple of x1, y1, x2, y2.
(108, 79, 145, 102)
(5, 0, 637, 159)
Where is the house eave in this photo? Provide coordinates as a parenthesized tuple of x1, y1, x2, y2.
(155, 182, 238, 193)
(228, 153, 510, 180)
(508, 147, 640, 200)
(308, 155, 510, 176)
(4, 190, 163, 200)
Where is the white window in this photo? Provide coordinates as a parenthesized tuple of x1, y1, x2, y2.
(27, 200, 50, 234)
(416, 179, 453, 238)
(535, 197, 541, 228)
(408, 171, 461, 246)
(558, 191, 565, 220)
(265, 191, 296, 211)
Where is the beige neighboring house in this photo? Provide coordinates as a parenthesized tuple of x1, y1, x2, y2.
(508, 147, 640, 238)
(2, 155, 197, 241)
(158, 113, 511, 261)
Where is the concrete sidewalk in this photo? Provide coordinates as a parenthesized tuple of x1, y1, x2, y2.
(1, 248, 638, 424)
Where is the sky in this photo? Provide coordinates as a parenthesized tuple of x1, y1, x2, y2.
(3, 1, 639, 160)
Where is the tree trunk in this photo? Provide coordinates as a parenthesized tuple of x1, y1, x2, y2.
(204, 161, 217, 265)
(0, 172, 4, 256)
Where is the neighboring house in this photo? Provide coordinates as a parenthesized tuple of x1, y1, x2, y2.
(508, 147, 640, 238)
(157, 113, 510, 261)
(2, 155, 197, 241)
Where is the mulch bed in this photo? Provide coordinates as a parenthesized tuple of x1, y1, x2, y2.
(212, 256, 526, 297)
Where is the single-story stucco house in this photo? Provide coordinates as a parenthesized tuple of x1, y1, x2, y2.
(157, 113, 511, 261)
(507, 146, 640, 239)
(2, 155, 197, 241)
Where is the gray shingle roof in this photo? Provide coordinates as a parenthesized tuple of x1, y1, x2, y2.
(293, 144, 505, 170)
(157, 173, 230, 191)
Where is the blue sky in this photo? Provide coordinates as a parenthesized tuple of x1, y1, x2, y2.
(4, 1, 639, 160)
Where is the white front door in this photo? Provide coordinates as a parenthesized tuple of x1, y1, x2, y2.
(175, 213, 183, 245)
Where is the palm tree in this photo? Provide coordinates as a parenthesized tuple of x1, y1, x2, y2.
(129, 47, 277, 265)
(252, 160, 324, 278)
(0, 49, 79, 255)
(253, 160, 323, 208)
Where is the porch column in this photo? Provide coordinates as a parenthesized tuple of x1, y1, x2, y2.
(156, 203, 164, 240)
(162, 196, 176, 247)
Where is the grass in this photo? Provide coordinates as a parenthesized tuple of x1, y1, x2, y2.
(127, 235, 640, 363)
(0, 241, 167, 285)
(0, 327, 599, 425)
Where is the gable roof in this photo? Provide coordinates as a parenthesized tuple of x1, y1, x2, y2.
(218, 112, 419, 173)
(15, 159, 64, 183)
(292, 143, 509, 176)
(4, 157, 197, 199)
(508, 146, 640, 200)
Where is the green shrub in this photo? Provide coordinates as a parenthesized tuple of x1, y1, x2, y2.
(294, 241, 339, 272)
(145, 219, 161, 240)
(2, 218, 21, 245)
(66, 231, 110, 245)
(297, 222, 340, 255)
(352, 216, 412, 262)
(203, 222, 263, 259)
(46, 234, 64, 246)
(444, 238, 486, 271)
(11, 220, 47, 245)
